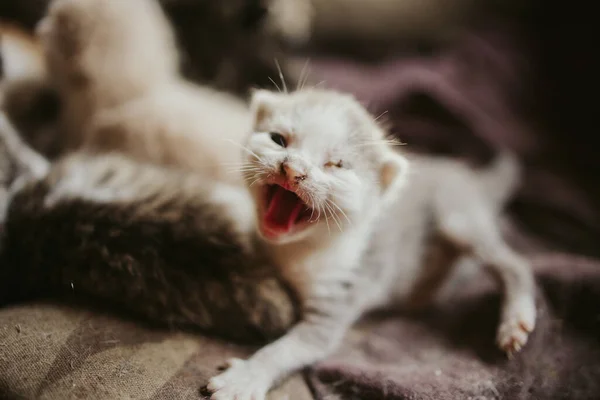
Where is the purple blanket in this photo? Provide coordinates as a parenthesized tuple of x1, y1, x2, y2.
(300, 8, 600, 399)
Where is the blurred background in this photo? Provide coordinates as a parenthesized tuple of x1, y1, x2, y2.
(1, 0, 598, 257)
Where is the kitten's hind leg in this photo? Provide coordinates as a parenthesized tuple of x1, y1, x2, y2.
(433, 182, 536, 357)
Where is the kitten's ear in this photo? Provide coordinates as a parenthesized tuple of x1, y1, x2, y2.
(379, 148, 409, 197)
(250, 89, 279, 127)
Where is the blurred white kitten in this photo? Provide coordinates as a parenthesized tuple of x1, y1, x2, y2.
(38, 0, 252, 184)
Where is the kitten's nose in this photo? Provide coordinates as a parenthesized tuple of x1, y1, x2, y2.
(281, 161, 307, 183)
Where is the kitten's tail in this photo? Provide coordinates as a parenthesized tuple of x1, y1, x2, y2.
(475, 151, 521, 209)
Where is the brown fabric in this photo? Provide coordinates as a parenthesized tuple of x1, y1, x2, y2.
(0, 302, 312, 400)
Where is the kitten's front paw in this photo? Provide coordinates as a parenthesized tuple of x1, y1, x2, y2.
(497, 297, 536, 357)
(207, 358, 270, 400)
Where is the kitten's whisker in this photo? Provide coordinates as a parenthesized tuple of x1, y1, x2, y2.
(309, 207, 316, 222)
(220, 161, 256, 166)
(320, 204, 330, 236)
(384, 138, 405, 146)
(374, 110, 388, 122)
(297, 59, 311, 91)
(226, 165, 263, 172)
(325, 202, 342, 232)
(224, 164, 264, 174)
(362, 137, 399, 143)
(314, 199, 322, 221)
(249, 177, 262, 187)
(329, 205, 344, 233)
(268, 77, 282, 93)
(223, 139, 261, 159)
(229, 167, 262, 172)
(329, 200, 351, 225)
(224, 162, 260, 169)
(239, 167, 263, 182)
(334, 215, 344, 233)
(313, 80, 327, 88)
(306, 192, 317, 222)
(227, 169, 259, 176)
(361, 138, 401, 145)
(296, 60, 306, 91)
(274, 59, 288, 93)
(302, 66, 312, 90)
(352, 139, 404, 148)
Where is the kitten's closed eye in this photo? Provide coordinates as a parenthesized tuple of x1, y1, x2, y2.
(324, 160, 344, 169)
(270, 132, 287, 147)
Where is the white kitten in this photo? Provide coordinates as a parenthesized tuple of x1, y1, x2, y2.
(207, 88, 536, 400)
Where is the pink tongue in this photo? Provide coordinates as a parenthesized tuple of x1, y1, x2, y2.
(264, 186, 305, 232)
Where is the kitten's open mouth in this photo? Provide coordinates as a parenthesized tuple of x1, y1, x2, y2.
(261, 184, 312, 237)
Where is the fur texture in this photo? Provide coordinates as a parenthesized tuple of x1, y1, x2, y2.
(0, 117, 298, 343)
(206, 89, 536, 400)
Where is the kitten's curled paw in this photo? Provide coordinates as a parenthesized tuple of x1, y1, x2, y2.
(496, 297, 536, 357)
(207, 358, 270, 400)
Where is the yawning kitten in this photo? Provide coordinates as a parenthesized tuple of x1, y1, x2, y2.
(206, 88, 536, 399)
